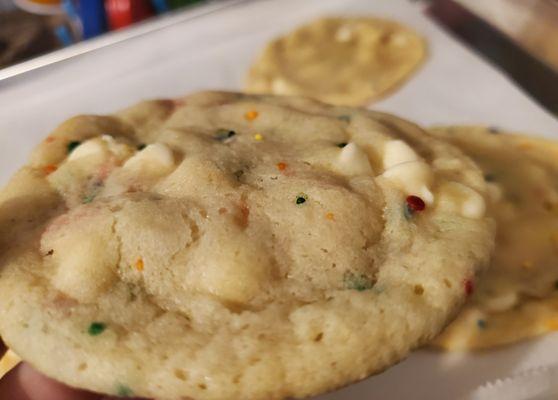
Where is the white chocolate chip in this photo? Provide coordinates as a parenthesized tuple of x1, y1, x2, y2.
(335, 25, 353, 42)
(382, 140, 434, 203)
(271, 78, 291, 95)
(479, 290, 518, 312)
(336, 143, 373, 176)
(382, 161, 434, 204)
(389, 33, 409, 47)
(436, 182, 486, 219)
(68, 139, 105, 161)
(68, 135, 132, 162)
(486, 182, 503, 204)
(123, 143, 174, 172)
(383, 140, 420, 169)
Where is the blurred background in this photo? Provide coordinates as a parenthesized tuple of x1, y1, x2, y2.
(0, 0, 209, 69)
(0, 0, 556, 114)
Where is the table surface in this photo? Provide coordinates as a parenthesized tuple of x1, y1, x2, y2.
(1, 1, 558, 398)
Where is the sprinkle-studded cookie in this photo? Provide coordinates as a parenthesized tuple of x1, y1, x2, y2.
(0, 92, 493, 399)
(431, 126, 558, 350)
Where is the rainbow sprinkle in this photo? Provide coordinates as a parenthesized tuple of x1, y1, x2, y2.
(245, 110, 259, 121)
(295, 193, 308, 205)
(43, 165, 57, 175)
(88, 322, 106, 336)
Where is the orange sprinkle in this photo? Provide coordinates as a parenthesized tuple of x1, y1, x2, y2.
(135, 259, 144, 272)
(277, 162, 287, 171)
(45, 136, 56, 143)
(325, 212, 335, 220)
(245, 111, 259, 121)
(545, 318, 558, 331)
(43, 165, 57, 175)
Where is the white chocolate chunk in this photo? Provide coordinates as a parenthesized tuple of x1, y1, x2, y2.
(68, 139, 105, 161)
(436, 182, 486, 219)
(382, 140, 434, 203)
(486, 182, 503, 204)
(68, 135, 132, 162)
(41, 210, 118, 302)
(187, 234, 270, 305)
(271, 78, 291, 95)
(383, 140, 420, 169)
(478, 290, 518, 313)
(335, 25, 353, 42)
(123, 143, 174, 173)
(382, 161, 434, 204)
(336, 143, 373, 176)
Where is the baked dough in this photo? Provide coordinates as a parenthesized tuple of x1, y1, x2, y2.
(431, 126, 558, 350)
(246, 17, 426, 106)
(0, 92, 493, 399)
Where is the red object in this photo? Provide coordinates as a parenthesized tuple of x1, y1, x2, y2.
(105, 0, 154, 30)
(464, 279, 474, 296)
(406, 195, 426, 212)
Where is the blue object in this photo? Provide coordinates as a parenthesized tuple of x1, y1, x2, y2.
(54, 25, 74, 46)
(76, 0, 107, 39)
(151, 0, 169, 13)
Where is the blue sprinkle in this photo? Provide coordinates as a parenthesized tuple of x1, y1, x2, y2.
(477, 319, 487, 329)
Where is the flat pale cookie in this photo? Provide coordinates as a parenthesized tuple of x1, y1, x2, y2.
(0, 350, 20, 378)
(0, 92, 493, 399)
(246, 17, 425, 106)
(431, 126, 558, 351)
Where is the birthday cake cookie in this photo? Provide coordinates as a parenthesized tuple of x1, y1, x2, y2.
(0, 92, 493, 399)
(431, 126, 558, 350)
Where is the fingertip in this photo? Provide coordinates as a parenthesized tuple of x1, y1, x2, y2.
(16, 363, 102, 400)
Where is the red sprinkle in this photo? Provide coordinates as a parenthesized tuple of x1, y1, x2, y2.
(406, 195, 426, 212)
(464, 279, 474, 296)
(43, 165, 58, 175)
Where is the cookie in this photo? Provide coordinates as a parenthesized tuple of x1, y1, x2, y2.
(0, 350, 20, 378)
(245, 17, 425, 106)
(430, 126, 558, 350)
(0, 92, 493, 399)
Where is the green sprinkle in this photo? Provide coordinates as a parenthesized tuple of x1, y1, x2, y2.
(82, 193, 96, 204)
(295, 193, 308, 205)
(484, 173, 496, 182)
(67, 141, 81, 154)
(477, 319, 487, 329)
(116, 383, 134, 397)
(343, 271, 375, 291)
(137, 143, 147, 150)
(88, 322, 106, 336)
(337, 115, 351, 122)
(337, 142, 348, 148)
(215, 129, 236, 142)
